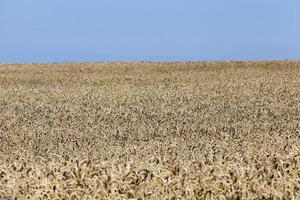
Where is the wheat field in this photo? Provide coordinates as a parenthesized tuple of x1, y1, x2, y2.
(0, 61, 300, 199)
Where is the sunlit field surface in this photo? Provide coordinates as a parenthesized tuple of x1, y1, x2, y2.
(0, 61, 300, 199)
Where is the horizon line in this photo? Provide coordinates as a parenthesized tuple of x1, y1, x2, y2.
(1, 59, 299, 65)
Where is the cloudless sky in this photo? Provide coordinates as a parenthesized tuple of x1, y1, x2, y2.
(0, 0, 299, 63)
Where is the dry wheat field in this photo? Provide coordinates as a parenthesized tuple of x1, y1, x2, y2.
(0, 61, 300, 199)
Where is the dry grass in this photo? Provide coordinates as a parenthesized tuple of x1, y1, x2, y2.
(0, 61, 300, 199)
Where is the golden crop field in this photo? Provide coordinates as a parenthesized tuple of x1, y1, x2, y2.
(0, 61, 300, 199)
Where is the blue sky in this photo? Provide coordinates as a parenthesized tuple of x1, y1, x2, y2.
(0, 0, 299, 63)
